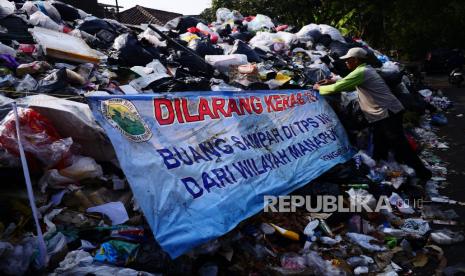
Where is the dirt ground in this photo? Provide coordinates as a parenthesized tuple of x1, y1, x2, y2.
(424, 74, 465, 269)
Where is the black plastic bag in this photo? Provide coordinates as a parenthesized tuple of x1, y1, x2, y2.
(110, 33, 161, 67)
(302, 67, 330, 84)
(76, 18, 118, 47)
(164, 16, 204, 32)
(229, 31, 254, 42)
(37, 68, 69, 94)
(329, 40, 350, 57)
(191, 38, 223, 57)
(0, 15, 34, 44)
(230, 40, 262, 63)
(378, 70, 403, 89)
(217, 24, 231, 37)
(52, 1, 80, 21)
(345, 99, 369, 130)
(317, 34, 332, 47)
(171, 51, 214, 77)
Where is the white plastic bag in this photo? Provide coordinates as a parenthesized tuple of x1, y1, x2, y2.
(0, 0, 15, 19)
(59, 155, 103, 181)
(247, 14, 275, 31)
(205, 54, 248, 74)
(29, 11, 62, 32)
(318, 24, 345, 43)
(138, 28, 166, 47)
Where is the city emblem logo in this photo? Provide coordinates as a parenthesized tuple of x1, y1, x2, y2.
(101, 98, 152, 142)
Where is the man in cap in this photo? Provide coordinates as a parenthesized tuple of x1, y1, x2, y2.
(314, 47, 432, 182)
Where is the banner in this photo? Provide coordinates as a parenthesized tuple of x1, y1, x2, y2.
(87, 90, 354, 258)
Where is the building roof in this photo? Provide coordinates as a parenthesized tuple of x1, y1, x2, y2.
(119, 5, 182, 26)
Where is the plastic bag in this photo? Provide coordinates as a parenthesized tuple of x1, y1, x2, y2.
(189, 38, 223, 57)
(319, 24, 345, 43)
(296, 24, 321, 43)
(196, 22, 220, 42)
(205, 54, 248, 75)
(0, 107, 73, 168)
(111, 33, 160, 67)
(216, 8, 243, 23)
(247, 14, 275, 31)
(430, 229, 464, 245)
(305, 251, 343, 276)
(281, 253, 306, 271)
(0, 41, 15, 56)
(52, 1, 82, 21)
(164, 16, 204, 32)
(0, 14, 34, 44)
(346, 232, 386, 252)
(229, 40, 262, 63)
(59, 155, 103, 181)
(38, 68, 69, 93)
(22, 1, 61, 22)
(138, 28, 167, 48)
(39, 169, 76, 192)
(0, 236, 37, 275)
(52, 250, 154, 276)
(0, 0, 14, 19)
(16, 74, 38, 92)
(29, 11, 63, 32)
(431, 113, 448, 126)
(400, 218, 430, 236)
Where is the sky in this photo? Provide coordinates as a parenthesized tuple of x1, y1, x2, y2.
(98, 0, 212, 15)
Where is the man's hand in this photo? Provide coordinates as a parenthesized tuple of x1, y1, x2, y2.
(313, 78, 336, 90)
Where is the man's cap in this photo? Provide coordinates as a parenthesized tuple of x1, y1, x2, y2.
(340, 47, 368, 60)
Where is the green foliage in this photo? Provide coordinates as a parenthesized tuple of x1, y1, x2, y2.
(201, 0, 465, 60)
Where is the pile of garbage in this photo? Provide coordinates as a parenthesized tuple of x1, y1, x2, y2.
(0, 1, 462, 275)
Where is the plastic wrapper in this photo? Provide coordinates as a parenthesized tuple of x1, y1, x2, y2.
(94, 240, 139, 266)
(0, 107, 73, 169)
